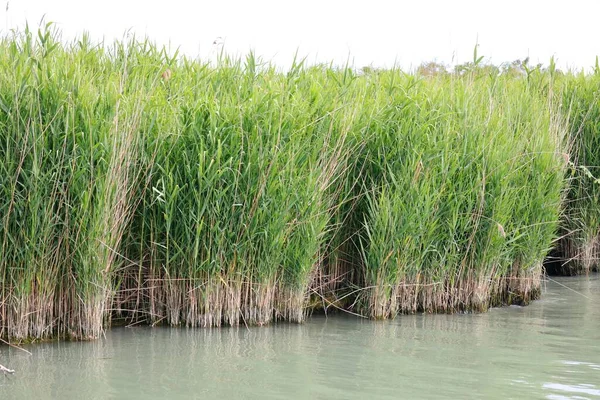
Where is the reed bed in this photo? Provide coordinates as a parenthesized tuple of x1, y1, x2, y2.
(0, 28, 154, 340)
(338, 68, 568, 318)
(119, 56, 356, 328)
(0, 28, 596, 341)
(553, 71, 600, 274)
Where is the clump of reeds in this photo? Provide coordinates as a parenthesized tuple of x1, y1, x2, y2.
(340, 67, 568, 318)
(553, 70, 600, 275)
(0, 27, 149, 340)
(118, 56, 356, 327)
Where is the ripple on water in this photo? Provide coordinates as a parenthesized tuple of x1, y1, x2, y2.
(544, 382, 600, 398)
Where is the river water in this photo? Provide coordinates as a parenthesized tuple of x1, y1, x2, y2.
(1, 274, 599, 399)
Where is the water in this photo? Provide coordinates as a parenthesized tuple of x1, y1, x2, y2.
(2, 275, 599, 399)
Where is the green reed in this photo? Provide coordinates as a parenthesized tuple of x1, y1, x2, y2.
(1, 27, 594, 342)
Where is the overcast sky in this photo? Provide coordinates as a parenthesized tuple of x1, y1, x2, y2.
(2, 0, 600, 71)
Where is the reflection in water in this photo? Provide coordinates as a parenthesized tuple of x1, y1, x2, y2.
(1, 275, 599, 399)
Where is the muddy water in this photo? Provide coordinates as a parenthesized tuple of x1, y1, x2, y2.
(2, 274, 599, 399)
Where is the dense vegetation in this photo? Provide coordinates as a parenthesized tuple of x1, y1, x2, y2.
(553, 70, 600, 275)
(0, 29, 597, 341)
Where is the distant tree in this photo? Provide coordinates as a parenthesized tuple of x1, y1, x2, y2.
(417, 61, 448, 76)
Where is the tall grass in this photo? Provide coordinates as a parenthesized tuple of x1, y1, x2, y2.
(336, 68, 568, 317)
(0, 28, 593, 341)
(0, 27, 152, 339)
(121, 56, 355, 327)
(554, 70, 600, 274)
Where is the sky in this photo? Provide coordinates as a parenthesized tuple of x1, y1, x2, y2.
(1, 0, 600, 71)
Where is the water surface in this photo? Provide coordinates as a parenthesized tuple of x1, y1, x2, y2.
(2, 275, 599, 399)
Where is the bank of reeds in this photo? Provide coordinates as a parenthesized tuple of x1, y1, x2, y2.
(552, 70, 600, 274)
(0, 28, 154, 340)
(0, 28, 596, 341)
(119, 55, 357, 328)
(336, 67, 568, 318)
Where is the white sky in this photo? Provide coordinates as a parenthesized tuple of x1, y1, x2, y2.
(2, 0, 600, 71)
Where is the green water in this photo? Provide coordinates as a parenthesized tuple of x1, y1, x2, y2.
(2, 275, 599, 399)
